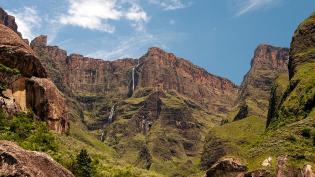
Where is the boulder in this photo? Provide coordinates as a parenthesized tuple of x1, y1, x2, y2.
(0, 140, 74, 177)
(205, 158, 247, 177)
(26, 77, 69, 133)
(0, 24, 47, 78)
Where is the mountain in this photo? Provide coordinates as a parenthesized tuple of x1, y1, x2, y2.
(30, 35, 240, 176)
(201, 12, 315, 177)
(234, 44, 289, 120)
(0, 6, 314, 177)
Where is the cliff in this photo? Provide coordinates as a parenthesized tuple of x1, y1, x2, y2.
(267, 12, 315, 128)
(235, 44, 289, 120)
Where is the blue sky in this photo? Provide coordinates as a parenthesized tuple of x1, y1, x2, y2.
(1, 0, 314, 84)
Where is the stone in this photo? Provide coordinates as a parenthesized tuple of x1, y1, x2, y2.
(26, 77, 69, 133)
(205, 157, 248, 177)
(0, 24, 47, 78)
(0, 7, 21, 37)
(0, 140, 74, 177)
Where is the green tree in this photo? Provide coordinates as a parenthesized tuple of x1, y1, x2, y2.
(73, 149, 94, 177)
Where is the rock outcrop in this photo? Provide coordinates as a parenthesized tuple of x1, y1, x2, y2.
(0, 140, 74, 177)
(26, 77, 69, 133)
(0, 15, 69, 133)
(205, 158, 247, 177)
(0, 24, 47, 78)
(0, 7, 21, 37)
(235, 44, 289, 120)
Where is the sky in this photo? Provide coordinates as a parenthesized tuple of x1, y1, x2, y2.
(0, 0, 314, 84)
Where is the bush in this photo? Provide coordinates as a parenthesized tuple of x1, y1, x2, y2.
(0, 111, 57, 152)
(71, 149, 95, 177)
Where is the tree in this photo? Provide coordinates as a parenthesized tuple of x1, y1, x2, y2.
(73, 149, 94, 177)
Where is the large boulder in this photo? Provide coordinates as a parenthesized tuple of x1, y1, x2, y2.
(0, 24, 46, 78)
(0, 140, 74, 177)
(26, 77, 69, 133)
(205, 158, 247, 177)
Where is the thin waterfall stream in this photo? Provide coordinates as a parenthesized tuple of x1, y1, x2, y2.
(100, 105, 115, 141)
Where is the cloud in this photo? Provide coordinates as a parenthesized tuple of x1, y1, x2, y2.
(8, 7, 41, 40)
(234, 0, 279, 16)
(86, 31, 185, 60)
(148, 0, 191, 10)
(60, 0, 149, 33)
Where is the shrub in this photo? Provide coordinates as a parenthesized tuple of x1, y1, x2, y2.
(0, 111, 57, 152)
(72, 149, 95, 177)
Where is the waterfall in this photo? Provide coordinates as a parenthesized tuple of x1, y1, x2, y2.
(108, 105, 115, 123)
(100, 105, 115, 141)
(129, 59, 140, 96)
(132, 67, 135, 92)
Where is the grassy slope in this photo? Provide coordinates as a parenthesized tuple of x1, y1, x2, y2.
(101, 90, 219, 177)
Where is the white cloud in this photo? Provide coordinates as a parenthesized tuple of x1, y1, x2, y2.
(87, 33, 156, 59)
(86, 31, 185, 60)
(148, 0, 191, 10)
(8, 7, 41, 40)
(60, 0, 149, 33)
(235, 0, 279, 16)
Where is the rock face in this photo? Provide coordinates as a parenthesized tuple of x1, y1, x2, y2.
(0, 24, 47, 78)
(26, 77, 69, 133)
(235, 44, 289, 120)
(0, 140, 74, 177)
(31, 38, 238, 115)
(0, 17, 69, 133)
(0, 7, 21, 37)
(138, 47, 239, 113)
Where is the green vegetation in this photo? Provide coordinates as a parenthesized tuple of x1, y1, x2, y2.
(0, 63, 20, 75)
(71, 149, 96, 177)
(0, 111, 57, 152)
(0, 63, 21, 91)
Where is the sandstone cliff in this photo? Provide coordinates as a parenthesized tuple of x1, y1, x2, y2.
(0, 140, 75, 177)
(235, 44, 289, 120)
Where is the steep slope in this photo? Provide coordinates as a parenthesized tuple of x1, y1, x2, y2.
(234, 44, 289, 120)
(201, 12, 315, 177)
(268, 12, 315, 128)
